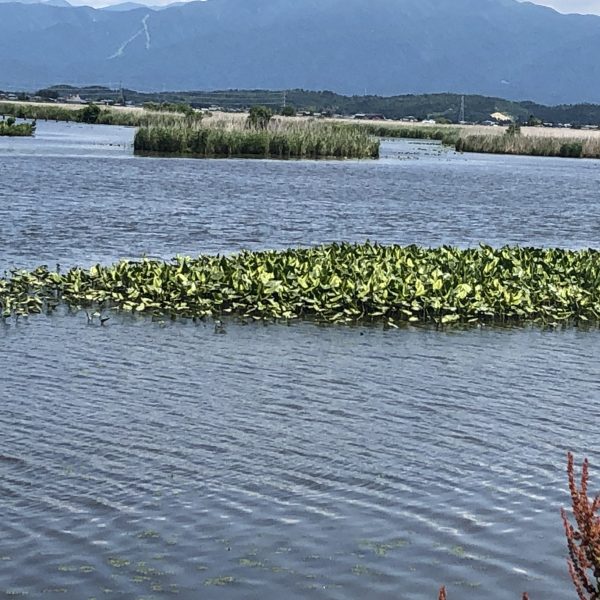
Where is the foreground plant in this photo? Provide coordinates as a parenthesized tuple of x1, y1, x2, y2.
(439, 454, 600, 600)
(562, 453, 600, 599)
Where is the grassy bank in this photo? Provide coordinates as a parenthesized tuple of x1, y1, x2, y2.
(2, 244, 599, 326)
(365, 121, 600, 159)
(353, 122, 462, 145)
(0, 101, 196, 127)
(0, 118, 35, 136)
(134, 120, 380, 159)
(455, 132, 600, 158)
(353, 120, 600, 159)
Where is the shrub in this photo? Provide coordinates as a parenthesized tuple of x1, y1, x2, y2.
(280, 105, 297, 117)
(247, 105, 273, 130)
(506, 122, 522, 136)
(560, 142, 583, 158)
(80, 103, 101, 124)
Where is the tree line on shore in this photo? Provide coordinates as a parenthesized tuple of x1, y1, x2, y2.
(8, 86, 600, 126)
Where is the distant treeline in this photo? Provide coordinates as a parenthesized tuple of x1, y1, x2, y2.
(10, 85, 600, 125)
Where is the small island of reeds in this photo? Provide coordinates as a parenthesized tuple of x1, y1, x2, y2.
(134, 116, 380, 159)
(2, 244, 599, 327)
(0, 117, 35, 137)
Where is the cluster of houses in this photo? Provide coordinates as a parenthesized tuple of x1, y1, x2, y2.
(0, 90, 130, 106)
(0, 90, 87, 103)
(0, 91, 20, 101)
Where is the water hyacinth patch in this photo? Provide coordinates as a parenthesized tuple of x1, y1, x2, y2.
(1, 244, 599, 327)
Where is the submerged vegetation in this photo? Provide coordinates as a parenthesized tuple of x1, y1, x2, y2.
(134, 120, 380, 159)
(2, 244, 599, 326)
(0, 116, 35, 136)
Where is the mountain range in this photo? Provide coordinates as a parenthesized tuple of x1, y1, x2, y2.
(1, 0, 600, 103)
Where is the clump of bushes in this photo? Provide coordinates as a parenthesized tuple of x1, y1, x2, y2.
(0, 116, 35, 136)
(143, 101, 196, 117)
(559, 142, 583, 158)
(247, 105, 273, 130)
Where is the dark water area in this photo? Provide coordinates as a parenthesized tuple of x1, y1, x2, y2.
(0, 122, 599, 599)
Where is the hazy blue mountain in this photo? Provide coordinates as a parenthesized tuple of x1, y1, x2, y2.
(102, 3, 156, 11)
(0, 0, 71, 5)
(1, 0, 600, 103)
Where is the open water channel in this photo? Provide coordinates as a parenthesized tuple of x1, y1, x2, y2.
(0, 121, 599, 599)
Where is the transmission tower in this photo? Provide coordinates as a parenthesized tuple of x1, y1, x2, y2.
(458, 95, 465, 123)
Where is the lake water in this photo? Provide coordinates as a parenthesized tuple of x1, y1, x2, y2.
(0, 121, 599, 599)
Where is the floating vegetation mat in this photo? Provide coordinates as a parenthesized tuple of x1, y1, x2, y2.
(1, 244, 599, 327)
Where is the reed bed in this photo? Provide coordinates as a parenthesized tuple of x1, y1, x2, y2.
(2, 244, 600, 327)
(455, 133, 600, 158)
(350, 120, 600, 159)
(352, 122, 463, 145)
(0, 101, 195, 127)
(134, 119, 380, 159)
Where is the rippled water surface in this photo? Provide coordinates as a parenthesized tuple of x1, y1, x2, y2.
(1, 121, 600, 270)
(0, 122, 599, 599)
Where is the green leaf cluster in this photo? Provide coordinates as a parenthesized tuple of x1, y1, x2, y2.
(2, 244, 600, 327)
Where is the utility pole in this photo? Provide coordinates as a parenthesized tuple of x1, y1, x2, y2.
(459, 95, 465, 123)
(282, 90, 287, 110)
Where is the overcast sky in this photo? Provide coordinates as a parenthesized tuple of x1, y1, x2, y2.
(524, 0, 600, 14)
(73, 0, 600, 14)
